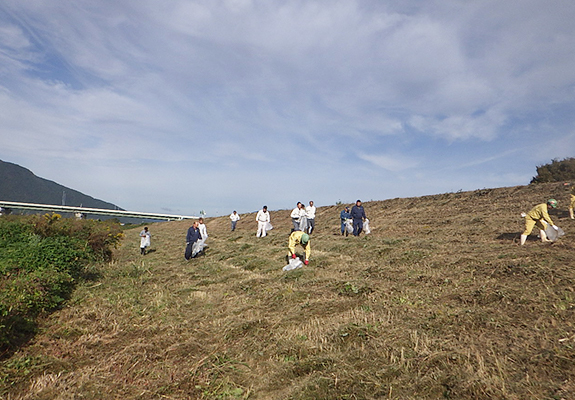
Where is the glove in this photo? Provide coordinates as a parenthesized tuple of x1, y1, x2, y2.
(304, 260, 309, 265)
(292, 253, 297, 259)
(552, 225, 559, 230)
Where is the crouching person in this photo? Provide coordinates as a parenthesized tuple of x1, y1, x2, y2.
(521, 199, 559, 245)
(185, 221, 202, 260)
(288, 231, 310, 265)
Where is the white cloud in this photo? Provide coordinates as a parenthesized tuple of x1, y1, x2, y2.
(358, 153, 418, 172)
(0, 0, 574, 215)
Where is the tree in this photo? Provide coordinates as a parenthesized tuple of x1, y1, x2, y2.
(530, 157, 575, 183)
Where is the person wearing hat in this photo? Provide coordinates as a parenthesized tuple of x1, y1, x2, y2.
(340, 206, 351, 236)
(350, 199, 367, 236)
(569, 185, 575, 220)
(288, 231, 311, 265)
(520, 199, 559, 245)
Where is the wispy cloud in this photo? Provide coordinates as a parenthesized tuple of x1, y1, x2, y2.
(358, 153, 418, 172)
(0, 0, 574, 215)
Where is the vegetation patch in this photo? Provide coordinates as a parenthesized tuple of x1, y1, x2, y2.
(2, 182, 575, 399)
(0, 214, 122, 353)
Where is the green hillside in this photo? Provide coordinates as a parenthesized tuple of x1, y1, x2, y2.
(0, 160, 121, 210)
(2, 182, 574, 399)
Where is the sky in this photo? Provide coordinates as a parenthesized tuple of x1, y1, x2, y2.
(1, 0, 575, 217)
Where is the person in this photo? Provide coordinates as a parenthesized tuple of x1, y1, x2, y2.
(290, 202, 306, 232)
(350, 200, 367, 236)
(139, 226, 151, 255)
(570, 185, 575, 220)
(256, 205, 271, 237)
(520, 199, 559, 245)
(287, 231, 311, 265)
(185, 221, 202, 259)
(230, 210, 241, 231)
(306, 200, 316, 234)
(198, 217, 208, 247)
(340, 206, 351, 236)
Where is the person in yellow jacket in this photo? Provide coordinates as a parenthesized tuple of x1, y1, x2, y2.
(288, 231, 310, 265)
(570, 185, 575, 219)
(520, 199, 559, 245)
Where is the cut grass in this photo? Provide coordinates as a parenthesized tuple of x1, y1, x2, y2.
(1, 182, 575, 399)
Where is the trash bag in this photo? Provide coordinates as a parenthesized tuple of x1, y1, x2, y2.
(299, 216, 308, 232)
(185, 241, 205, 260)
(545, 224, 565, 242)
(345, 219, 353, 234)
(283, 257, 303, 271)
(266, 222, 273, 231)
(193, 241, 205, 256)
(363, 218, 371, 234)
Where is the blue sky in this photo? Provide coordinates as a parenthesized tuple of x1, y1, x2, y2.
(1, 1, 574, 217)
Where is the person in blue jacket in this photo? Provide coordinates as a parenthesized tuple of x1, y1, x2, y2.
(350, 200, 367, 236)
(340, 206, 351, 236)
(185, 221, 202, 260)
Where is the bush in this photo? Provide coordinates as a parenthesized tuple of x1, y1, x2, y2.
(0, 215, 124, 350)
(530, 157, 575, 183)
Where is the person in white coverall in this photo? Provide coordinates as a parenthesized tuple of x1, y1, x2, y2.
(290, 202, 306, 232)
(230, 211, 240, 231)
(198, 217, 208, 247)
(256, 205, 271, 237)
(139, 227, 151, 255)
(306, 200, 316, 234)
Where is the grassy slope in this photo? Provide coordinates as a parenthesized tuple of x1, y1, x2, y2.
(2, 183, 575, 399)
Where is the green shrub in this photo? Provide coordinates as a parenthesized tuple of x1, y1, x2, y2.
(530, 157, 575, 183)
(0, 215, 124, 350)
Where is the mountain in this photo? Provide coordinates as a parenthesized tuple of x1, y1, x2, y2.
(0, 160, 121, 210)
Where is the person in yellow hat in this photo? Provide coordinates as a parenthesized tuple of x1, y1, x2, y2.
(288, 231, 311, 265)
(520, 199, 559, 245)
(569, 185, 575, 219)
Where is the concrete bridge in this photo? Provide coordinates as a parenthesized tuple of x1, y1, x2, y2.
(0, 201, 197, 221)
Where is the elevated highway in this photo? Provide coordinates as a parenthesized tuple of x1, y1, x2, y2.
(0, 201, 196, 221)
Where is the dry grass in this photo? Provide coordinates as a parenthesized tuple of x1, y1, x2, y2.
(2, 182, 575, 399)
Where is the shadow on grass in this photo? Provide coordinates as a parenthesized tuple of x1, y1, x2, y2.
(497, 232, 553, 243)
(0, 318, 40, 361)
(497, 232, 520, 241)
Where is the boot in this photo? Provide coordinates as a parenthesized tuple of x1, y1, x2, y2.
(520, 234, 527, 245)
(540, 230, 551, 243)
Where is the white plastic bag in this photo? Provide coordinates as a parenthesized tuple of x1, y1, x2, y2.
(266, 222, 273, 231)
(363, 218, 371, 234)
(545, 224, 565, 242)
(299, 216, 308, 232)
(283, 257, 303, 271)
(345, 219, 353, 234)
(191, 241, 204, 257)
